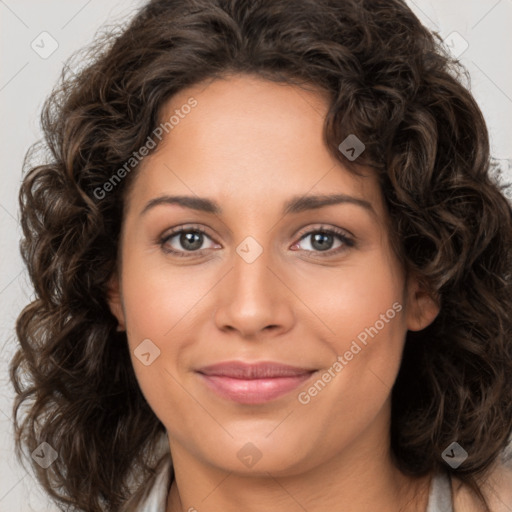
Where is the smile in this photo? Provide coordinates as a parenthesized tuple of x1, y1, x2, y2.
(196, 361, 317, 404)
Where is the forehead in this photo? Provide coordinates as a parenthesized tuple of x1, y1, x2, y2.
(125, 74, 384, 219)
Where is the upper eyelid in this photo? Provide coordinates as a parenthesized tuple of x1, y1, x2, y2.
(295, 224, 354, 241)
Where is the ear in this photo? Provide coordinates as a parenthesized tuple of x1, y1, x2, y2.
(405, 275, 440, 332)
(106, 274, 126, 331)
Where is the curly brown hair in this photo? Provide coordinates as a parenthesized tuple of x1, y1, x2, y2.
(10, 0, 512, 510)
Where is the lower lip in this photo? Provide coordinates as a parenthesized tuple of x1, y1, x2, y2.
(198, 372, 316, 404)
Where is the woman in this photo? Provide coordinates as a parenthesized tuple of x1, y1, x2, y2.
(11, 0, 512, 511)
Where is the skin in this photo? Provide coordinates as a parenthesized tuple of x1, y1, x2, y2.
(108, 73, 441, 512)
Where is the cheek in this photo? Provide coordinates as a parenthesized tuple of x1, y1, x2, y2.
(298, 255, 405, 348)
(119, 261, 200, 428)
(301, 251, 407, 401)
(118, 253, 222, 424)
(121, 255, 214, 346)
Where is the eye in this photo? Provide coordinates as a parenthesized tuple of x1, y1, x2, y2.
(291, 225, 355, 257)
(159, 225, 220, 257)
(158, 224, 355, 258)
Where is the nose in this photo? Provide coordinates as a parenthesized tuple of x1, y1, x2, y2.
(213, 240, 295, 340)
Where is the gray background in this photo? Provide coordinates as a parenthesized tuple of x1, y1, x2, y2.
(1, 0, 511, 510)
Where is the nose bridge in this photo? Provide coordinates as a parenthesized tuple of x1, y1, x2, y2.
(233, 236, 274, 302)
(214, 233, 294, 337)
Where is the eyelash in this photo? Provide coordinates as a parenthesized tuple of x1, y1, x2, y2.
(158, 224, 355, 258)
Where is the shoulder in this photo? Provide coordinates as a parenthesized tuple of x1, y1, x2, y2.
(452, 461, 512, 512)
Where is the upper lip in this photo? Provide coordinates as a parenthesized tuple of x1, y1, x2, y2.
(197, 361, 316, 379)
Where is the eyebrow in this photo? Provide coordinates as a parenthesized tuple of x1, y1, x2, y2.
(140, 193, 375, 217)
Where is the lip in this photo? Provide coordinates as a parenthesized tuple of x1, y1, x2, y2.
(196, 361, 317, 404)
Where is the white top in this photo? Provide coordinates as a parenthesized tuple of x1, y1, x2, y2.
(134, 457, 172, 512)
(426, 472, 454, 512)
(134, 458, 454, 512)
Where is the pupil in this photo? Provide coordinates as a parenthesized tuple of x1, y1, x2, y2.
(181, 231, 203, 251)
(312, 232, 332, 251)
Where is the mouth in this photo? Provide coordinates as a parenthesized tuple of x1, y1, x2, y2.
(196, 361, 317, 404)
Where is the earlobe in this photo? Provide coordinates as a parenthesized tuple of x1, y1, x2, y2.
(406, 277, 440, 332)
(106, 274, 126, 331)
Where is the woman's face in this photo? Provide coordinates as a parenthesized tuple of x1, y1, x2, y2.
(108, 73, 438, 477)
